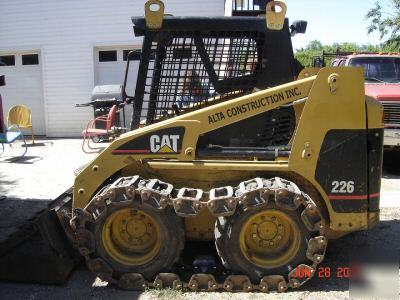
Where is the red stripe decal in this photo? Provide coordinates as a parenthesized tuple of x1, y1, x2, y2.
(112, 149, 151, 154)
(328, 193, 380, 200)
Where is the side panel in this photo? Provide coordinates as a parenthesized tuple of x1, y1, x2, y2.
(289, 67, 369, 231)
(315, 130, 368, 213)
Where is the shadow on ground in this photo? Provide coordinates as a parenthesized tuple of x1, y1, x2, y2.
(0, 155, 43, 164)
(24, 141, 54, 147)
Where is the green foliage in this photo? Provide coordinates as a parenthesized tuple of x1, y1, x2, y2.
(294, 40, 394, 67)
(365, 0, 400, 48)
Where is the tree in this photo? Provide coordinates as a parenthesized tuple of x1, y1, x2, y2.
(365, 0, 400, 49)
(294, 41, 382, 67)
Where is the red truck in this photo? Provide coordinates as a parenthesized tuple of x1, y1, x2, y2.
(330, 53, 400, 148)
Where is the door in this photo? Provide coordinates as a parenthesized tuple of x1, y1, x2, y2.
(0, 52, 46, 135)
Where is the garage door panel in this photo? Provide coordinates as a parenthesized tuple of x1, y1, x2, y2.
(0, 52, 46, 135)
(95, 47, 140, 127)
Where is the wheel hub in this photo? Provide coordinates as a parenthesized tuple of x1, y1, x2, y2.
(126, 219, 147, 238)
(102, 208, 161, 265)
(257, 220, 278, 240)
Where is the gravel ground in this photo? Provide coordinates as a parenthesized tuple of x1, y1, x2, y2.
(0, 139, 399, 299)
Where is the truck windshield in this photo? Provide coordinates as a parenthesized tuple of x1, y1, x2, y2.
(349, 57, 400, 83)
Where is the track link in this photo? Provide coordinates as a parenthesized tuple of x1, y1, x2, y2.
(71, 176, 327, 292)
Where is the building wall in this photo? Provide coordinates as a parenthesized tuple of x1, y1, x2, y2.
(0, 0, 224, 136)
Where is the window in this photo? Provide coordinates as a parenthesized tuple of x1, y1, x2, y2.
(123, 49, 141, 61)
(349, 57, 400, 83)
(99, 50, 117, 62)
(0, 55, 15, 66)
(22, 54, 39, 65)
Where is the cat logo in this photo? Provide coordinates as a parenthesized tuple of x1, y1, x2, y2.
(112, 127, 185, 155)
(150, 135, 180, 153)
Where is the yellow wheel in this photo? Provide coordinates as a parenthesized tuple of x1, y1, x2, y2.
(90, 197, 184, 281)
(239, 210, 301, 268)
(215, 202, 311, 282)
(102, 208, 161, 266)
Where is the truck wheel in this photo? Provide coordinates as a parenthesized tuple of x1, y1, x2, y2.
(215, 202, 312, 283)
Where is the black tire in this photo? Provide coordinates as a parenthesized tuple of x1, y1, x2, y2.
(215, 202, 312, 283)
(89, 202, 184, 281)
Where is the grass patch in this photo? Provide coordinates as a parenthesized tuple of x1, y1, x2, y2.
(146, 287, 185, 300)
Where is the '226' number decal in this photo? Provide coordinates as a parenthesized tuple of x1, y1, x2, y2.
(331, 181, 355, 193)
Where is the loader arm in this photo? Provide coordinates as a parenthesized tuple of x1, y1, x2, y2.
(73, 75, 314, 210)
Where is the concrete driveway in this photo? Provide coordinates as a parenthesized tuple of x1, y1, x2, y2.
(0, 138, 97, 200)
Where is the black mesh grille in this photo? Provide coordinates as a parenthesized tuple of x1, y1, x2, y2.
(141, 31, 264, 125)
(196, 107, 295, 150)
(259, 106, 296, 146)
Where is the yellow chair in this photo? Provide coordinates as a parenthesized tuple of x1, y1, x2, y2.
(7, 105, 35, 144)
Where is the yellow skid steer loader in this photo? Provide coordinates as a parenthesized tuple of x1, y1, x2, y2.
(0, 0, 383, 293)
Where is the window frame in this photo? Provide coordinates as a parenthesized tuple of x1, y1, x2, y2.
(98, 50, 118, 62)
(0, 55, 16, 66)
(22, 54, 39, 65)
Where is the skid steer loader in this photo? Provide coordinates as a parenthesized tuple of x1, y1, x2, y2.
(0, 0, 383, 293)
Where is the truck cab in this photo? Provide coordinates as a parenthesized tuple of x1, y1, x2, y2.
(332, 54, 400, 148)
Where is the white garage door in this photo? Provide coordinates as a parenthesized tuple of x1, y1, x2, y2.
(0, 52, 46, 135)
(95, 47, 140, 127)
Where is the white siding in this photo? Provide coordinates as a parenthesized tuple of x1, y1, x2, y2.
(0, 0, 224, 137)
